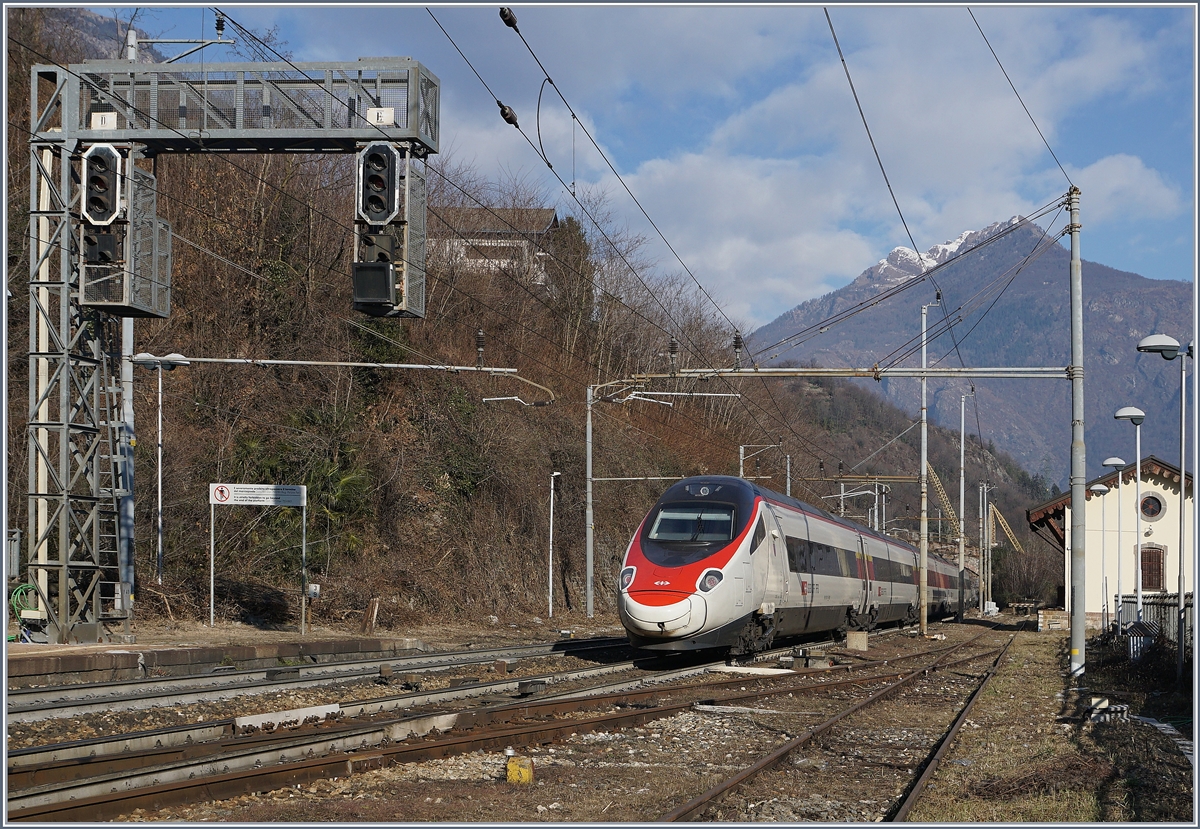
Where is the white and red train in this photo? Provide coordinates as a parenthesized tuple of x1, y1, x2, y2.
(618, 476, 977, 653)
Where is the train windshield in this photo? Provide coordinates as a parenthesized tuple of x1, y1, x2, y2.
(648, 504, 736, 542)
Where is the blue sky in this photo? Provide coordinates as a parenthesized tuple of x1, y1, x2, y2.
(102, 4, 1195, 330)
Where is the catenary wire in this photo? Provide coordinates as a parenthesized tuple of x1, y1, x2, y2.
(407, 10, 844, 466)
(968, 7, 1073, 188)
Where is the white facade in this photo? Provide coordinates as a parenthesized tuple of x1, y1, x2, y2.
(1056, 458, 1193, 624)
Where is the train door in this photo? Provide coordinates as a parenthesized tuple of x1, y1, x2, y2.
(855, 535, 871, 616)
(748, 501, 787, 611)
(762, 506, 788, 613)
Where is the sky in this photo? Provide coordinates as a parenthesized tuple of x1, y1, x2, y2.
(99, 3, 1195, 332)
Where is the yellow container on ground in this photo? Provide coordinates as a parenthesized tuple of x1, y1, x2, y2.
(506, 755, 534, 784)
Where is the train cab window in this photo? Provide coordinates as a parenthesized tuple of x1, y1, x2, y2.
(751, 516, 767, 552)
(648, 504, 735, 542)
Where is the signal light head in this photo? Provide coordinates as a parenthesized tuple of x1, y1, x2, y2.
(82, 144, 122, 225)
(357, 142, 403, 226)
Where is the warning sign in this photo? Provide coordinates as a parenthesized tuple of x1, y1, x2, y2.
(209, 483, 306, 507)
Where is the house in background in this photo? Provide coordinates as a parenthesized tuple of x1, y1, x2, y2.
(1027, 456, 1193, 629)
(430, 207, 560, 286)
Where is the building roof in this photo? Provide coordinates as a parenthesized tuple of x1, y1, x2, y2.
(430, 207, 559, 237)
(1026, 455, 1192, 549)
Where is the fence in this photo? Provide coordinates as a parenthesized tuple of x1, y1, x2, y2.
(1116, 593, 1193, 653)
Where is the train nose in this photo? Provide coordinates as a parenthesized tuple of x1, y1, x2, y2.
(619, 591, 707, 637)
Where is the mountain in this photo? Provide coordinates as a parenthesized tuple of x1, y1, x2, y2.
(39, 8, 168, 62)
(749, 219, 1192, 484)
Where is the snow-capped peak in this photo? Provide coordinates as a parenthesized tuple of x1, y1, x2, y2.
(869, 216, 1025, 286)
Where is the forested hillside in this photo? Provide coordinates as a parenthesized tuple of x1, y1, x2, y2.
(6, 8, 1058, 627)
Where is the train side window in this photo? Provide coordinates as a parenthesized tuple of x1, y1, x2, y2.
(751, 516, 766, 553)
(785, 536, 808, 572)
(873, 557, 890, 581)
(840, 551, 859, 578)
(812, 542, 840, 576)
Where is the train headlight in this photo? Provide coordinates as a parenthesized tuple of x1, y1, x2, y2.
(620, 567, 636, 591)
(697, 569, 723, 592)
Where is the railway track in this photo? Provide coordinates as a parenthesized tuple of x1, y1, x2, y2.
(6, 636, 633, 723)
(657, 625, 1016, 821)
(7, 627, 967, 822)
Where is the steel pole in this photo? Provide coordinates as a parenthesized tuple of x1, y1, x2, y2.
(1116, 466, 1124, 628)
(1101, 493, 1109, 630)
(1178, 354, 1188, 680)
(919, 303, 930, 635)
(1067, 186, 1087, 678)
(1135, 425, 1143, 622)
(155, 364, 164, 585)
(549, 472, 557, 619)
(120, 320, 136, 605)
(958, 394, 966, 623)
(978, 482, 984, 608)
(585, 386, 594, 618)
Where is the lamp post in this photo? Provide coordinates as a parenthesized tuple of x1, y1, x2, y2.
(1137, 333, 1193, 680)
(1115, 406, 1146, 622)
(1103, 456, 1126, 628)
(1089, 483, 1110, 630)
(549, 471, 560, 619)
(958, 391, 973, 623)
(919, 293, 940, 635)
(132, 352, 190, 585)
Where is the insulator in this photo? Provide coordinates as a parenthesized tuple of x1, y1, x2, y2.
(500, 7, 519, 30)
(819, 461, 824, 476)
(668, 335, 679, 377)
(733, 330, 744, 369)
(498, 102, 519, 127)
(838, 461, 844, 477)
(215, 14, 225, 37)
(476, 329, 485, 368)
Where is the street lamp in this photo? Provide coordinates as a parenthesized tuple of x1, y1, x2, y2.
(1103, 456, 1126, 628)
(132, 352, 190, 585)
(1090, 483, 1110, 630)
(549, 471, 560, 619)
(1115, 406, 1146, 622)
(1137, 333, 1193, 679)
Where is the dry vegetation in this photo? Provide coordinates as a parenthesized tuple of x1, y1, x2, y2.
(8, 9, 1060, 633)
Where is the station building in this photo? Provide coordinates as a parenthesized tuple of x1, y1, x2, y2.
(1027, 456, 1193, 630)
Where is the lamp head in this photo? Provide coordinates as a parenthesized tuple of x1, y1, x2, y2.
(162, 352, 190, 370)
(1102, 456, 1125, 470)
(1089, 483, 1109, 495)
(1114, 406, 1145, 426)
(1137, 333, 1181, 361)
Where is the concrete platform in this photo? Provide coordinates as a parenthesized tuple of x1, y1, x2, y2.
(6, 636, 426, 688)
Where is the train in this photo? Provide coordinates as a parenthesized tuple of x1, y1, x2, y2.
(617, 475, 978, 653)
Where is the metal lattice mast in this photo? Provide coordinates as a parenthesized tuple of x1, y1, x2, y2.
(25, 111, 127, 643)
(24, 57, 440, 643)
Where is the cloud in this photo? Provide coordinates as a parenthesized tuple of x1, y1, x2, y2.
(205, 5, 1192, 326)
(1068, 154, 1186, 223)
